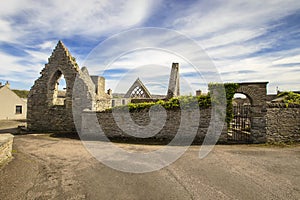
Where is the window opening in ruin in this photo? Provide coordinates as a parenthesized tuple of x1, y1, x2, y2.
(51, 71, 67, 106)
(130, 86, 147, 98)
(112, 99, 115, 107)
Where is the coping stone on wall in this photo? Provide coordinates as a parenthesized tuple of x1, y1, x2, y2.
(0, 133, 14, 165)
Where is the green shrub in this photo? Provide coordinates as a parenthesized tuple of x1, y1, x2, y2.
(111, 95, 211, 112)
(278, 91, 300, 106)
(109, 83, 239, 126)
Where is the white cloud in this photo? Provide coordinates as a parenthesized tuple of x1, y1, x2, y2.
(161, 0, 300, 94)
(36, 40, 58, 50)
(272, 54, 300, 65)
(0, 52, 24, 74)
(0, 0, 159, 43)
(0, 49, 45, 87)
(0, 19, 17, 42)
(24, 49, 50, 64)
(172, 1, 300, 37)
(201, 28, 268, 49)
(0, 0, 300, 94)
(168, 1, 300, 66)
(210, 48, 300, 93)
(0, 0, 162, 88)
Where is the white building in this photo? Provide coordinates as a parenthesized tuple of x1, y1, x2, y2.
(0, 82, 27, 120)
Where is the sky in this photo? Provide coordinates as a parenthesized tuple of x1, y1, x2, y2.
(0, 0, 300, 95)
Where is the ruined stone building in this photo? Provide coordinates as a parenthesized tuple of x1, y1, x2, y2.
(111, 63, 180, 107)
(124, 78, 152, 99)
(26, 41, 300, 143)
(27, 41, 111, 132)
(27, 41, 181, 132)
(26, 40, 269, 142)
(110, 78, 152, 107)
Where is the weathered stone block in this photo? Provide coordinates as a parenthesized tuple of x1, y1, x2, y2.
(0, 134, 14, 165)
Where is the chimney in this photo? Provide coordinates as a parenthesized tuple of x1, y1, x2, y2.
(107, 89, 112, 96)
(196, 90, 202, 96)
(5, 81, 10, 89)
(166, 63, 180, 99)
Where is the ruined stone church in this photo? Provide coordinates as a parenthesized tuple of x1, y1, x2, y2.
(27, 41, 180, 132)
(27, 41, 112, 132)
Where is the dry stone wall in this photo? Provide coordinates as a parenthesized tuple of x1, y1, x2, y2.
(81, 109, 228, 144)
(266, 103, 300, 143)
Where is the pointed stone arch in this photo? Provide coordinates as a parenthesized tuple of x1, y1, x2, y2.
(27, 41, 96, 132)
(124, 78, 152, 98)
(48, 69, 68, 106)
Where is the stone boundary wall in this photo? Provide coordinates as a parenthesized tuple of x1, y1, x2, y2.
(266, 103, 300, 143)
(81, 109, 228, 144)
(0, 134, 14, 165)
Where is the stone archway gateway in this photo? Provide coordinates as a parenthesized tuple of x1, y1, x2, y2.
(228, 82, 268, 143)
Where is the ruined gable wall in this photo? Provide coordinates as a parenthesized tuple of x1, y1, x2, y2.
(27, 41, 96, 132)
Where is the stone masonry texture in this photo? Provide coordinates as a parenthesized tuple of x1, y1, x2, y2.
(27, 41, 110, 132)
(27, 42, 299, 143)
(266, 103, 300, 143)
(0, 134, 14, 165)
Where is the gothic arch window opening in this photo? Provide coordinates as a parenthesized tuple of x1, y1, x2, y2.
(49, 70, 67, 106)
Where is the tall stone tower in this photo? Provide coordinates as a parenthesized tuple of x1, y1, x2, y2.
(166, 63, 180, 99)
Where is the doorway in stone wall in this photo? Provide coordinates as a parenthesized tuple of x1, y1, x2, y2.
(228, 93, 252, 142)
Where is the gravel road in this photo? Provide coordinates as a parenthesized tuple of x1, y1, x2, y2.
(0, 133, 299, 200)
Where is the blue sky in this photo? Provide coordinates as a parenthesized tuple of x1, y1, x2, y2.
(0, 0, 300, 95)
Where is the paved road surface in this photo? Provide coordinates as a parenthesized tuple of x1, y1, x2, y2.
(0, 133, 299, 200)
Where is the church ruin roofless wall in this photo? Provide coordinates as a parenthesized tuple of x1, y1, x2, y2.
(27, 41, 111, 132)
(27, 42, 299, 143)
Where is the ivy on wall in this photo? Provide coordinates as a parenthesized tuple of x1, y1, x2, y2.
(208, 83, 239, 125)
(109, 83, 240, 126)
